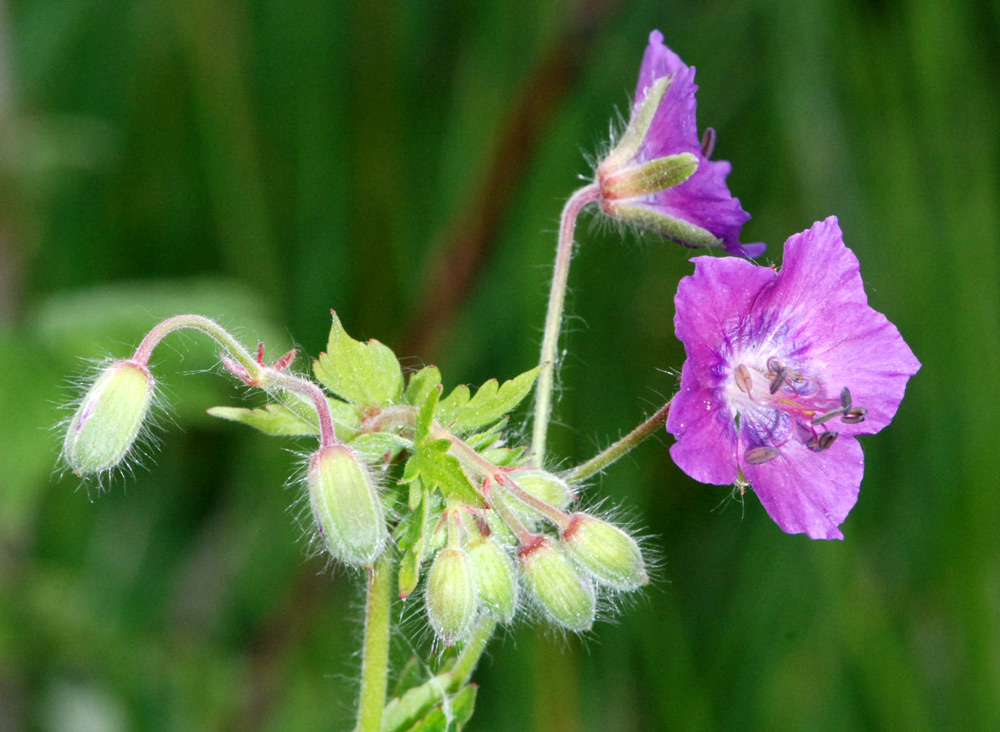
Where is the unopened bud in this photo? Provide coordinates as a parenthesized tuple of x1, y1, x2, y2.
(512, 469, 576, 511)
(467, 539, 518, 623)
(63, 360, 154, 476)
(308, 445, 386, 567)
(425, 548, 478, 645)
(519, 537, 595, 632)
(561, 513, 647, 591)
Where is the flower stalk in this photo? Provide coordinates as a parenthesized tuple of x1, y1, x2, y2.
(564, 398, 672, 484)
(354, 554, 394, 732)
(531, 183, 601, 468)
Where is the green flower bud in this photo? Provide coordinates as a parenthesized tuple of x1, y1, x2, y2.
(519, 537, 595, 632)
(425, 548, 478, 645)
(63, 360, 154, 476)
(467, 539, 518, 623)
(561, 513, 647, 591)
(308, 445, 386, 567)
(511, 469, 576, 511)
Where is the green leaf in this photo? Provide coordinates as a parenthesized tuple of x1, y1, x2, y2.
(403, 440, 484, 508)
(395, 484, 430, 598)
(350, 432, 412, 464)
(449, 685, 478, 729)
(437, 365, 543, 433)
(405, 365, 442, 407)
(313, 310, 403, 407)
(390, 657, 425, 700)
(207, 395, 361, 441)
(207, 404, 316, 436)
(405, 708, 447, 732)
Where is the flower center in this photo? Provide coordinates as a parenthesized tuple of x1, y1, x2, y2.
(726, 357, 867, 464)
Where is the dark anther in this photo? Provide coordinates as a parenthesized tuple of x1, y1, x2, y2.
(811, 407, 846, 425)
(808, 430, 838, 451)
(701, 127, 716, 159)
(745, 446, 781, 464)
(841, 407, 868, 424)
(840, 387, 852, 409)
(766, 357, 787, 394)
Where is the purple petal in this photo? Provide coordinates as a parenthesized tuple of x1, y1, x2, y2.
(631, 31, 755, 256)
(758, 217, 921, 433)
(741, 434, 865, 540)
(793, 302, 920, 436)
(673, 255, 777, 370)
(667, 360, 740, 485)
(757, 217, 864, 321)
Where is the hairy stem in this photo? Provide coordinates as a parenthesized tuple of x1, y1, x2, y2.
(531, 184, 601, 468)
(563, 398, 672, 484)
(354, 554, 394, 732)
(447, 615, 495, 689)
(132, 314, 259, 374)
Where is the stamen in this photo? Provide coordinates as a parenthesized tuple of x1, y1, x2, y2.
(766, 357, 787, 394)
(841, 407, 867, 424)
(811, 407, 846, 426)
(745, 446, 781, 464)
(840, 387, 852, 410)
(701, 127, 716, 159)
(808, 430, 838, 452)
(735, 364, 753, 395)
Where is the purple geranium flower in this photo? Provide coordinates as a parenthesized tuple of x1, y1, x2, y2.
(666, 217, 920, 539)
(597, 30, 763, 258)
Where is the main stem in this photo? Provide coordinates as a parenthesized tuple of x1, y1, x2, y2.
(354, 554, 393, 732)
(531, 184, 601, 468)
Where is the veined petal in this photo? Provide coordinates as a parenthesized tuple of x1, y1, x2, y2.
(740, 432, 864, 540)
(667, 361, 739, 485)
(673, 255, 777, 370)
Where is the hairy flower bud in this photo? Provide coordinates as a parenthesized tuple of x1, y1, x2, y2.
(425, 548, 478, 645)
(512, 469, 576, 511)
(308, 445, 386, 567)
(467, 539, 518, 623)
(519, 537, 595, 632)
(63, 360, 154, 476)
(561, 513, 647, 591)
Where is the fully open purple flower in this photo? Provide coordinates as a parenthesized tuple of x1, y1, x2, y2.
(597, 30, 763, 258)
(666, 217, 920, 539)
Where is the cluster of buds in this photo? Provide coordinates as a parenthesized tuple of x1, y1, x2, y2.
(420, 468, 647, 643)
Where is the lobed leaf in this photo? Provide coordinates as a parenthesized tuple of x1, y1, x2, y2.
(437, 366, 543, 433)
(313, 310, 403, 407)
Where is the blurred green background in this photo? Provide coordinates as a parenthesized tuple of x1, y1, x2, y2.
(0, 0, 994, 729)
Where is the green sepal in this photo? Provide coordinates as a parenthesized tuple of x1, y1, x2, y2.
(604, 201, 723, 249)
(437, 365, 544, 433)
(405, 365, 442, 407)
(313, 310, 403, 407)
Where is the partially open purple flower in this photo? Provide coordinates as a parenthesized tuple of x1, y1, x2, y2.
(597, 30, 763, 258)
(666, 217, 920, 539)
